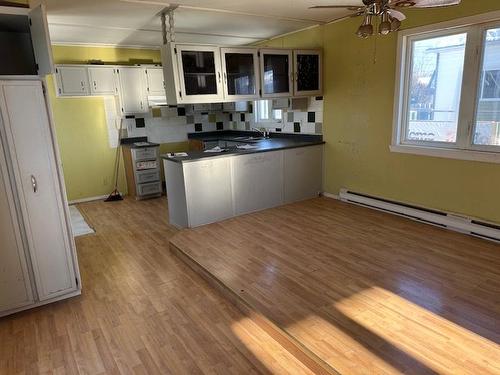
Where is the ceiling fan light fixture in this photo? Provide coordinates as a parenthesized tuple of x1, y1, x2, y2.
(390, 16, 402, 32)
(357, 14, 374, 38)
(379, 11, 392, 35)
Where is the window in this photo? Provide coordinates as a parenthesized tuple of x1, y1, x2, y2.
(393, 14, 500, 162)
(255, 100, 283, 124)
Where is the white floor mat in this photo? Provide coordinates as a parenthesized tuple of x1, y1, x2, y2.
(69, 205, 94, 237)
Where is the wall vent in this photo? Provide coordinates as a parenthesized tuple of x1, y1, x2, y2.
(338, 188, 500, 243)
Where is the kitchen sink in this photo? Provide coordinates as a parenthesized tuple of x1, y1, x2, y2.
(232, 136, 265, 142)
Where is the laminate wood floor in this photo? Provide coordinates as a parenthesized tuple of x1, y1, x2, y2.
(171, 197, 500, 375)
(0, 197, 315, 375)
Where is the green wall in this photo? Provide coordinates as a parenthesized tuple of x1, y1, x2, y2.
(47, 46, 188, 201)
(259, 1, 500, 223)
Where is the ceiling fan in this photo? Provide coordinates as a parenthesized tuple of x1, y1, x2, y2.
(310, 0, 462, 38)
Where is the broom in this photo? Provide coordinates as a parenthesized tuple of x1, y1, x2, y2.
(105, 118, 124, 202)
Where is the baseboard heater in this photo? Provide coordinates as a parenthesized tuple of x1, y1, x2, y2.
(338, 188, 500, 243)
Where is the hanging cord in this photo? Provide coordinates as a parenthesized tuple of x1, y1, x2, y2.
(161, 6, 178, 45)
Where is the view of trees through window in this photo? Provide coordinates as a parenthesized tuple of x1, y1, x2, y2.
(475, 27, 500, 146)
(406, 33, 466, 143)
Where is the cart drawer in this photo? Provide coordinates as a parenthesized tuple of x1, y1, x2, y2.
(137, 181, 162, 196)
(132, 147, 158, 161)
(136, 169, 160, 184)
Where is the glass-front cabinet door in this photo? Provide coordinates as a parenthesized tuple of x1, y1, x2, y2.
(175, 45, 224, 103)
(220, 48, 260, 100)
(259, 49, 293, 98)
(294, 49, 322, 96)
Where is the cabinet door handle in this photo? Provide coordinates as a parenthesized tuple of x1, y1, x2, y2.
(93, 81, 97, 87)
(31, 175, 38, 193)
(223, 72, 227, 83)
(218, 72, 221, 83)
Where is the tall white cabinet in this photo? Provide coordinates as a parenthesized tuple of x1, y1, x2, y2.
(0, 80, 81, 317)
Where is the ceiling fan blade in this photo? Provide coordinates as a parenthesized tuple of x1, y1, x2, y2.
(391, 0, 461, 8)
(388, 9, 406, 21)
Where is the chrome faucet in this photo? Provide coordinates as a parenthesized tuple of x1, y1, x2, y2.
(251, 127, 269, 138)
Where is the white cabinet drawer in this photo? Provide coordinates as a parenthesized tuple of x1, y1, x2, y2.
(137, 181, 162, 196)
(132, 147, 158, 161)
(136, 160, 158, 170)
(136, 169, 160, 184)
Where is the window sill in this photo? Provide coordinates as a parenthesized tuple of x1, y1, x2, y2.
(390, 144, 500, 164)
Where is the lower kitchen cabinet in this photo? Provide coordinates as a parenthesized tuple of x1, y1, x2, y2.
(183, 158, 233, 227)
(232, 152, 283, 215)
(283, 145, 323, 203)
(164, 144, 323, 228)
(0, 80, 81, 316)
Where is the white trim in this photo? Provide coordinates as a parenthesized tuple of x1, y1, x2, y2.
(390, 144, 500, 164)
(339, 189, 500, 243)
(68, 194, 111, 205)
(392, 11, 500, 160)
(52, 41, 162, 50)
(321, 191, 339, 200)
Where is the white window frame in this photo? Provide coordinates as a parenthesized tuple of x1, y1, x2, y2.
(391, 10, 500, 164)
(254, 99, 283, 125)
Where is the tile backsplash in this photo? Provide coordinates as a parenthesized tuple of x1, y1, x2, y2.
(121, 97, 323, 145)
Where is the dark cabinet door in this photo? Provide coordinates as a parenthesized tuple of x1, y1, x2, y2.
(176, 46, 223, 101)
(294, 50, 322, 96)
(260, 50, 293, 97)
(221, 48, 259, 99)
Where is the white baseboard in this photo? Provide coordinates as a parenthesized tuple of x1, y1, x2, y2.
(68, 194, 110, 205)
(338, 188, 500, 243)
(321, 192, 339, 200)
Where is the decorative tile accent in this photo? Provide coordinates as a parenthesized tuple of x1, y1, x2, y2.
(216, 121, 224, 130)
(177, 107, 186, 116)
(229, 113, 233, 121)
(208, 113, 217, 123)
(245, 121, 251, 130)
(294, 122, 301, 133)
(186, 115, 195, 124)
(315, 123, 323, 134)
(307, 112, 315, 123)
(135, 118, 145, 128)
(152, 108, 162, 118)
(240, 113, 246, 122)
(195, 123, 203, 132)
(287, 112, 294, 123)
(275, 128, 282, 132)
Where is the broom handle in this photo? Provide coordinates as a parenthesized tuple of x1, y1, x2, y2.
(113, 118, 124, 190)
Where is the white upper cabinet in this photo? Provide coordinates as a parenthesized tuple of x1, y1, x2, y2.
(162, 43, 224, 104)
(259, 49, 293, 98)
(220, 47, 260, 101)
(88, 66, 118, 96)
(144, 67, 165, 96)
(293, 49, 323, 97)
(55, 66, 89, 96)
(0, 4, 53, 76)
(116, 66, 148, 114)
(28, 4, 54, 76)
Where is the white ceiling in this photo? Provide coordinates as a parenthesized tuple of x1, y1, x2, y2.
(42, 0, 361, 48)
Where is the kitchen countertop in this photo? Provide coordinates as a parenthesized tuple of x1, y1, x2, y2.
(162, 131, 324, 163)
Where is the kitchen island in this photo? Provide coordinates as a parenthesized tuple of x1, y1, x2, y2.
(163, 131, 324, 228)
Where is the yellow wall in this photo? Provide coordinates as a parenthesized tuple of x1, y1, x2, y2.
(259, 1, 500, 223)
(47, 45, 188, 201)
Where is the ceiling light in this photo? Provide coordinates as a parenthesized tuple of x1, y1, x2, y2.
(391, 17, 402, 32)
(379, 11, 392, 35)
(356, 14, 374, 39)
